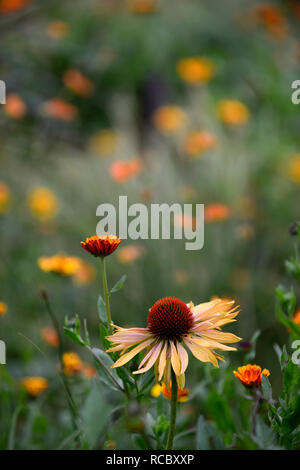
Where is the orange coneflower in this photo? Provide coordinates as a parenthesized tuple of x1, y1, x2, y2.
(177, 57, 214, 85)
(21, 377, 49, 396)
(81, 235, 121, 258)
(233, 364, 270, 388)
(107, 297, 241, 390)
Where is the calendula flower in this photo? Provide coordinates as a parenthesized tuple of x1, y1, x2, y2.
(41, 327, 59, 348)
(153, 105, 187, 134)
(127, 0, 157, 14)
(0, 0, 31, 14)
(42, 98, 78, 121)
(255, 4, 287, 40)
(62, 352, 83, 375)
(4, 93, 27, 119)
(177, 57, 214, 84)
(88, 129, 118, 157)
(183, 131, 217, 157)
(63, 69, 94, 97)
(217, 100, 249, 125)
(81, 363, 97, 379)
(287, 155, 300, 184)
(0, 182, 11, 213)
(0, 301, 7, 316)
(293, 309, 300, 326)
(205, 203, 231, 222)
(27, 187, 58, 221)
(81, 235, 121, 258)
(72, 260, 96, 285)
(116, 245, 143, 264)
(151, 382, 190, 402)
(21, 377, 49, 396)
(234, 364, 270, 388)
(107, 297, 241, 390)
(38, 254, 81, 276)
(109, 158, 142, 183)
(46, 20, 69, 39)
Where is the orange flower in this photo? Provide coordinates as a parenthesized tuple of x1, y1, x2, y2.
(72, 260, 96, 285)
(205, 203, 231, 223)
(151, 383, 190, 402)
(109, 158, 142, 183)
(174, 213, 196, 230)
(27, 187, 58, 221)
(42, 98, 78, 121)
(81, 363, 97, 379)
(0, 301, 7, 317)
(177, 57, 214, 84)
(255, 4, 288, 39)
(47, 21, 69, 39)
(117, 245, 143, 264)
(287, 155, 300, 184)
(62, 352, 83, 376)
(81, 235, 121, 257)
(88, 129, 118, 157)
(4, 93, 27, 119)
(41, 327, 59, 348)
(153, 105, 187, 134)
(0, 182, 11, 213)
(233, 364, 270, 388)
(183, 131, 217, 157)
(0, 0, 31, 14)
(217, 100, 249, 125)
(21, 377, 49, 396)
(293, 309, 300, 326)
(38, 254, 81, 276)
(63, 69, 94, 97)
(127, 0, 157, 14)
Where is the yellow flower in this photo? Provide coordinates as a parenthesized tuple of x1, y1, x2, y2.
(0, 182, 11, 213)
(62, 352, 83, 375)
(107, 297, 241, 390)
(46, 20, 69, 39)
(27, 187, 58, 221)
(183, 131, 217, 157)
(233, 364, 270, 388)
(81, 235, 121, 257)
(38, 254, 81, 276)
(293, 309, 300, 326)
(177, 57, 214, 84)
(88, 129, 118, 157)
(217, 99, 250, 125)
(21, 377, 49, 396)
(153, 106, 187, 134)
(0, 301, 7, 316)
(287, 155, 300, 184)
(151, 382, 190, 402)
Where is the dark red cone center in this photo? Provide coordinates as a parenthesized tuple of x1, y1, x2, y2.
(147, 297, 193, 340)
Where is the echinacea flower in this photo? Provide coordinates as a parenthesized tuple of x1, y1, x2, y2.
(0, 301, 7, 316)
(81, 235, 121, 257)
(21, 377, 49, 396)
(151, 382, 190, 402)
(107, 297, 241, 390)
(38, 254, 81, 276)
(177, 57, 214, 85)
(233, 364, 270, 388)
(62, 352, 83, 376)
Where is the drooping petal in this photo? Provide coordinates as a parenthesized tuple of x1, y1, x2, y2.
(183, 338, 218, 367)
(177, 341, 189, 374)
(111, 338, 153, 368)
(133, 341, 163, 374)
(158, 342, 168, 381)
(201, 331, 242, 343)
(170, 341, 181, 376)
(176, 373, 185, 390)
(191, 335, 237, 351)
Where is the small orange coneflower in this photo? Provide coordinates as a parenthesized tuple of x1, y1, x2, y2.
(41, 327, 59, 348)
(38, 254, 81, 276)
(42, 98, 78, 121)
(62, 352, 83, 376)
(177, 57, 214, 85)
(217, 99, 250, 126)
(233, 364, 270, 388)
(46, 20, 69, 39)
(151, 382, 190, 402)
(107, 297, 241, 390)
(153, 105, 187, 134)
(4, 93, 27, 119)
(205, 203, 231, 223)
(81, 235, 121, 258)
(63, 69, 94, 97)
(183, 131, 217, 157)
(88, 129, 118, 157)
(21, 377, 49, 397)
(109, 158, 142, 183)
(0, 301, 7, 317)
(27, 187, 58, 221)
(0, 182, 11, 213)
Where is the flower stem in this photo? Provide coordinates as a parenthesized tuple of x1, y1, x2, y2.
(100, 257, 112, 335)
(252, 389, 261, 435)
(166, 369, 178, 450)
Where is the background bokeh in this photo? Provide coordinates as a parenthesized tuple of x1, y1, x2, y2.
(1, 0, 300, 450)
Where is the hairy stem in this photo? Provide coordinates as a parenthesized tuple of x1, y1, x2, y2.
(101, 257, 113, 335)
(166, 369, 178, 450)
(252, 389, 261, 435)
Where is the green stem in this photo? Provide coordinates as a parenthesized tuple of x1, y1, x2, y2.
(101, 257, 113, 335)
(166, 369, 178, 450)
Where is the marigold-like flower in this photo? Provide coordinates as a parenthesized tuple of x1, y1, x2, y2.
(127, 0, 157, 14)
(46, 20, 69, 39)
(41, 327, 59, 348)
(63, 69, 94, 97)
(107, 297, 241, 390)
(293, 309, 300, 326)
(109, 158, 142, 183)
(62, 352, 83, 375)
(184, 131, 217, 157)
(151, 382, 190, 402)
(81, 363, 97, 379)
(177, 57, 214, 85)
(21, 377, 49, 396)
(117, 245, 143, 264)
(217, 99, 249, 125)
(0, 0, 31, 14)
(153, 106, 187, 134)
(205, 203, 231, 223)
(234, 364, 270, 388)
(4, 93, 27, 119)
(72, 260, 96, 285)
(287, 155, 300, 184)
(255, 4, 287, 40)
(0, 182, 11, 213)
(27, 187, 58, 221)
(81, 235, 121, 258)
(38, 254, 81, 276)
(0, 301, 7, 316)
(42, 98, 78, 121)
(88, 129, 118, 157)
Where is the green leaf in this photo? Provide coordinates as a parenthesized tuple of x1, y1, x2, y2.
(63, 327, 86, 346)
(97, 295, 107, 324)
(81, 381, 111, 448)
(110, 274, 127, 294)
(99, 323, 110, 350)
(261, 375, 272, 402)
(252, 416, 280, 449)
